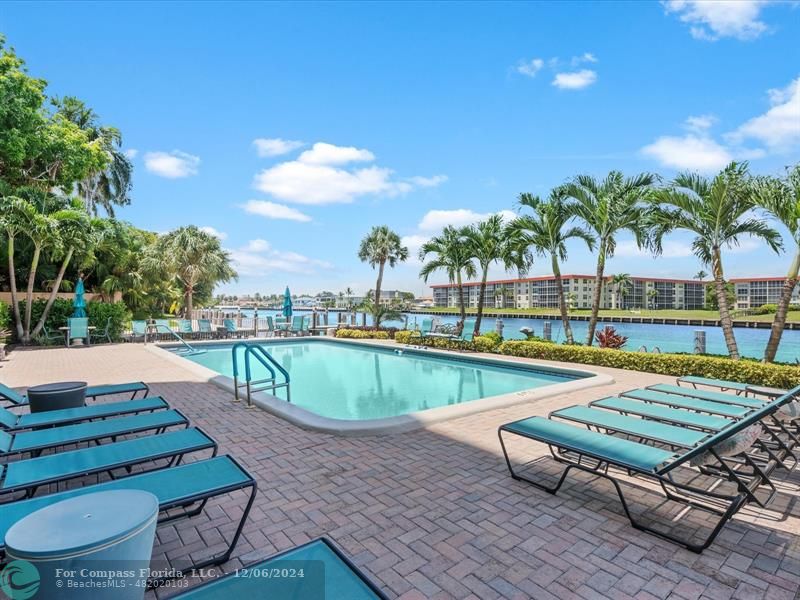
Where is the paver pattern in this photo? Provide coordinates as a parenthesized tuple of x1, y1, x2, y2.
(2, 343, 798, 599)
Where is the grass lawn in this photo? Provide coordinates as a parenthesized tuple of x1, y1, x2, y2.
(416, 306, 800, 322)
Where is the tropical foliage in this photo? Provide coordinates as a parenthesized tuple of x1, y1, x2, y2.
(358, 225, 408, 324)
(419, 226, 475, 325)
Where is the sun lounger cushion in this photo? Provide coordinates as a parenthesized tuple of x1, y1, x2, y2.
(621, 389, 750, 417)
(679, 376, 749, 392)
(591, 397, 734, 431)
(690, 424, 763, 467)
(12, 397, 168, 430)
(648, 384, 764, 409)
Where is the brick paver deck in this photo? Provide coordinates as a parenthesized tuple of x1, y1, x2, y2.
(2, 343, 799, 599)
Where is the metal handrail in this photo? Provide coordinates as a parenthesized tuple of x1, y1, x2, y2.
(151, 324, 199, 354)
(231, 342, 291, 407)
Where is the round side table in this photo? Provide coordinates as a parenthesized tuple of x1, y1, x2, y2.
(26, 382, 87, 413)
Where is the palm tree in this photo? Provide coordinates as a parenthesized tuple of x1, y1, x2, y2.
(752, 164, 800, 362)
(144, 226, 237, 316)
(464, 215, 531, 335)
(649, 162, 782, 360)
(647, 287, 659, 310)
(694, 270, 708, 281)
(564, 171, 656, 345)
(510, 191, 594, 344)
(358, 226, 408, 321)
(419, 226, 476, 325)
(610, 273, 632, 310)
(0, 195, 37, 340)
(53, 97, 133, 217)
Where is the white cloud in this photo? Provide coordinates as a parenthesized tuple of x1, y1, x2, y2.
(123, 149, 138, 159)
(297, 142, 374, 165)
(400, 234, 430, 266)
(252, 142, 444, 205)
(144, 150, 200, 178)
(552, 70, 597, 90)
(684, 114, 717, 132)
(663, 0, 770, 41)
(641, 134, 733, 172)
(727, 77, 800, 151)
(253, 138, 305, 157)
(241, 200, 312, 222)
(517, 58, 544, 77)
(229, 240, 333, 276)
(418, 208, 516, 232)
(616, 239, 693, 258)
(571, 52, 598, 66)
(407, 175, 448, 188)
(199, 226, 227, 240)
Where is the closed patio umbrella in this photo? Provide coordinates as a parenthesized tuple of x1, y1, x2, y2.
(282, 287, 293, 319)
(72, 277, 87, 318)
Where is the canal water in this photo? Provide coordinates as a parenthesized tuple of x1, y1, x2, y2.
(232, 309, 800, 363)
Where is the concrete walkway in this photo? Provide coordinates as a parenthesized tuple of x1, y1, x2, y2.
(1, 343, 798, 599)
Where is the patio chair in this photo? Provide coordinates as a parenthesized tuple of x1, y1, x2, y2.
(408, 318, 434, 342)
(288, 315, 306, 337)
(0, 455, 257, 575)
(65, 317, 90, 347)
(198, 319, 215, 339)
(168, 537, 388, 600)
(0, 426, 216, 501)
(178, 319, 194, 337)
(2, 408, 188, 457)
(0, 381, 149, 407)
(223, 318, 244, 339)
(498, 384, 800, 553)
(677, 375, 785, 399)
(37, 325, 64, 345)
(428, 318, 477, 349)
(89, 316, 113, 344)
(264, 315, 275, 336)
(0, 395, 169, 432)
(127, 320, 147, 342)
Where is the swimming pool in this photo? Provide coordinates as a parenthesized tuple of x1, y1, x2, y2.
(168, 339, 604, 432)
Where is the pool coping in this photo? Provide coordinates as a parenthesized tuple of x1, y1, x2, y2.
(147, 337, 614, 436)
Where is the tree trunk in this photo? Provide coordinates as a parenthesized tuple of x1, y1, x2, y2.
(374, 260, 385, 317)
(456, 270, 466, 325)
(764, 248, 800, 363)
(31, 247, 74, 339)
(552, 254, 574, 344)
(474, 267, 489, 335)
(712, 248, 739, 360)
(22, 245, 41, 341)
(185, 285, 194, 318)
(586, 242, 606, 346)
(7, 237, 24, 341)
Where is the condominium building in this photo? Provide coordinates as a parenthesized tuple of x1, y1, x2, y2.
(730, 277, 800, 309)
(431, 275, 708, 310)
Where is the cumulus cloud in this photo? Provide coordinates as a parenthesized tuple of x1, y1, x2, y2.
(252, 142, 445, 204)
(552, 69, 597, 90)
(517, 58, 544, 77)
(253, 138, 305, 157)
(684, 114, 717, 133)
(418, 209, 515, 232)
(641, 134, 733, 172)
(727, 77, 800, 151)
(144, 150, 200, 178)
(199, 226, 227, 240)
(571, 52, 598, 66)
(297, 142, 375, 165)
(241, 200, 312, 222)
(615, 239, 693, 259)
(663, 0, 771, 41)
(229, 240, 332, 276)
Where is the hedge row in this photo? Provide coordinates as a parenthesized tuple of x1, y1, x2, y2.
(5, 299, 131, 344)
(497, 341, 800, 388)
(335, 328, 390, 340)
(393, 330, 502, 353)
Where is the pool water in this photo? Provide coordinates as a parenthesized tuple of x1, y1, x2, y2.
(177, 340, 584, 420)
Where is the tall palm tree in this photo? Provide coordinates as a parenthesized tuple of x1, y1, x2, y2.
(649, 162, 782, 360)
(358, 226, 408, 320)
(647, 287, 659, 310)
(564, 171, 656, 345)
(53, 97, 133, 217)
(610, 273, 632, 310)
(464, 215, 531, 335)
(419, 226, 476, 325)
(752, 164, 800, 362)
(509, 191, 594, 344)
(0, 195, 37, 340)
(143, 226, 237, 316)
(694, 270, 708, 281)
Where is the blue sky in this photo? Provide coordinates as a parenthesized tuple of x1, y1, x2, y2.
(2, 1, 798, 296)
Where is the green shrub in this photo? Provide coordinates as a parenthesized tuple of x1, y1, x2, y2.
(497, 341, 800, 388)
(394, 330, 414, 344)
(0, 301, 10, 334)
(335, 328, 390, 340)
(86, 302, 131, 341)
(754, 304, 777, 315)
(16, 298, 74, 342)
(473, 334, 501, 353)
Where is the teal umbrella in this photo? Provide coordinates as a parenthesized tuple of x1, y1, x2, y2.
(72, 278, 87, 318)
(282, 287, 293, 318)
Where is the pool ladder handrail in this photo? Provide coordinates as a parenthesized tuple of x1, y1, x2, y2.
(231, 342, 291, 408)
(149, 323, 201, 355)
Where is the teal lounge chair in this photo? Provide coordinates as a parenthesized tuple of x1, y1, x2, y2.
(178, 319, 194, 334)
(0, 455, 257, 574)
(0, 427, 215, 500)
(1, 408, 187, 456)
(223, 318, 243, 339)
(0, 381, 149, 407)
(198, 319, 215, 339)
(677, 375, 785, 399)
(0, 396, 169, 432)
(499, 384, 800, 553)
(168, 537, 388, 600)
(65, 317, 90, 347)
